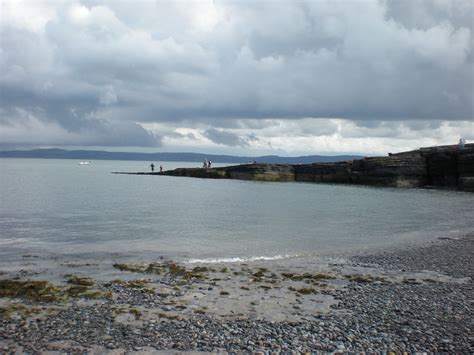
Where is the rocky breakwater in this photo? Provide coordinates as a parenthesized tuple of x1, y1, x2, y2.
(161, 164, 296, 182)
(292, 153, 427, 188)
(117, 144, 473, 191)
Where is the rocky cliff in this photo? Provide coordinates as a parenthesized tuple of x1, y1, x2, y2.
(114, 144, 474, 191)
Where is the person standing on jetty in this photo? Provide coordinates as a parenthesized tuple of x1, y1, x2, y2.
(150, 163, 155, 172)
(160, 164, 163, 172)
(208, 160, 212, 168)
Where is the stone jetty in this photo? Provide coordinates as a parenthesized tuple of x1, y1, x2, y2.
(114, 143, 474, 191)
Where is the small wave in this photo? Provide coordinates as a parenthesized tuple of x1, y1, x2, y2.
(185, 254, 298, 264)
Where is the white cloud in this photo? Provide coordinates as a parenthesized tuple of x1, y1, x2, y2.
(141, 118, 473, 156)
(0, 0, 58, 33)
(0, 0, 472, 154)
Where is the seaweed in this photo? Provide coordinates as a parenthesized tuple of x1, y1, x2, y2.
(0, 280, 65, 303)
(130, 308, 141, 320)
(192, 266, 213, 273)
(281, 272, 335, 281)
(288, 285, 317, 295)
(67, 275, 95, 287)
(113, 263, 148, 273)
(295, 287, 317, 295)
(345, 274, 387, 283)
(158, 313, 179, 320)
(111, 279, 150, 289)
(402, 278, 421, 285)
(0, 304, 42, 319)
(113, 262, 208, 281)
(0, 279, 111, 303)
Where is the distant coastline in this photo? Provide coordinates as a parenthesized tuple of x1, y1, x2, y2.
(0, 148, 361, 165)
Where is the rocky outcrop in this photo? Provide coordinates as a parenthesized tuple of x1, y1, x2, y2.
(159, 167, 228, 179)
(294, 162, 352, 183)
(162, 164, 296, 181)
(350, 154, 427, 188)
(113, 144, 474, 191)
(292, 153, 427, 188)
(421, 145, 474, 191)
(458, 150, 474, 191)
(224, 164, 295, 182)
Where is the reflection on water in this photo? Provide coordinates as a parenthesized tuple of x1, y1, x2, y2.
(0, 158, 473, 263)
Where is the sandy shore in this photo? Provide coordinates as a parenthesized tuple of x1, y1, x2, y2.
(0, 233, 472, 352)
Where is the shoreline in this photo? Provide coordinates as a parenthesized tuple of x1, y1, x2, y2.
(1, 233, 472, 352)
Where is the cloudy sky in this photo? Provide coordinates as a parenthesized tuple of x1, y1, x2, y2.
(1, 0, 473, 156)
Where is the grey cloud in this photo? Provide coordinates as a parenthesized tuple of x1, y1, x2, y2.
(340, 121, 404, 139)
(339, 119, 463, 139)
(0, 107, 161, 147)
(402, 120, 444, 130)
(237, 119, 281, 130)
(0, 0, 472, 149)
(166, 131, 197, 140)
(386, 0, 473, 31)
(204, 128, 253, 147)
(82, 119, 161, 147)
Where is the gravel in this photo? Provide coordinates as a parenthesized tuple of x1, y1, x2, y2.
(1, 234, 472, 352)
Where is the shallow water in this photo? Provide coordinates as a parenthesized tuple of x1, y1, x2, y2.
(1, 158, 473, 265)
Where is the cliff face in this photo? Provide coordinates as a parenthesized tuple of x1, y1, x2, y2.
(150, 144, 474, 191)
(225, 164, 295, 181)
(458, 149, 474, 191)
(294, 162, 352, 184)
(350, 153, 427, 188)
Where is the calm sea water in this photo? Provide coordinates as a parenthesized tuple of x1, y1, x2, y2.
(0, 158, 473, 264)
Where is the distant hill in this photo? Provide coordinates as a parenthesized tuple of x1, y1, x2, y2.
(0, 148, 362, 164)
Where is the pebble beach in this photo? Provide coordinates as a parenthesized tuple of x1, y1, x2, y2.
(0, 233, 472, 353)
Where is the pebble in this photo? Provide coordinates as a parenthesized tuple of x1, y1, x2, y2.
(1, 235, 472, 352)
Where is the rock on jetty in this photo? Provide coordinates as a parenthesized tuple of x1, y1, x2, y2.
(115, 144, 474, 191)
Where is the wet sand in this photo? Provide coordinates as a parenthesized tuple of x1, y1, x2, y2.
(0, 233, 472, 352)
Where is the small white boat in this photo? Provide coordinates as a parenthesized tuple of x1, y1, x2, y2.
(78, 161, 91, 165)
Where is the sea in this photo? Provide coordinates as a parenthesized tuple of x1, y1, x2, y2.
(1, 158, 473, 268)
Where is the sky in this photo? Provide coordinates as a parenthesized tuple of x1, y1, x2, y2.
(0, 0, 473, 156)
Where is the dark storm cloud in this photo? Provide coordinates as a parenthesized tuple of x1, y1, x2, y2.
(0, 106, 160, 147)
(204, 128, 252, 147)
(0, 0, 472, 148)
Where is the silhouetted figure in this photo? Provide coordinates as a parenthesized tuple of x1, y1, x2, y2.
(160, 165, 163, 172)
(150, 163, 155, 172)
(208, 160, 212, 168)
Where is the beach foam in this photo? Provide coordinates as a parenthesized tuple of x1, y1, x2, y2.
(185, 254, 299, 264)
